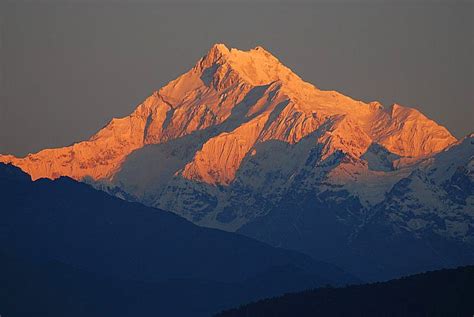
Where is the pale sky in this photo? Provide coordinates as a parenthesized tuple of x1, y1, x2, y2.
(1, 0, 473, 156)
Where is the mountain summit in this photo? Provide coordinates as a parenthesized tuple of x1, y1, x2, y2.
(0, 43, 456, 182)
(1, 44, 472, 280)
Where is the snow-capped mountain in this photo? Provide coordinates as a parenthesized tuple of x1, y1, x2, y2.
(1, 44, 472, 280)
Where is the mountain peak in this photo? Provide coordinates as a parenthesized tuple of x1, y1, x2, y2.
(211, 42, 230, 52)
(207, 43, 231, 59)
(0, 44, 457, 184)
(197, 43, 303, 88)
(205, 43, 275, 61)
(199, 43, 233, 68)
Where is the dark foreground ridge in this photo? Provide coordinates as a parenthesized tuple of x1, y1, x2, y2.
(0, 163, 354, 317)
(217, 265, 474, 317)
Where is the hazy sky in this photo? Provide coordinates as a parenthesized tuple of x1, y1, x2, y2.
(1, 0, 472, 156)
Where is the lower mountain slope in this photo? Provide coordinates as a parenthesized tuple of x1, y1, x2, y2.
(0, 163, 354, 317)
(217, 265, 474, 317)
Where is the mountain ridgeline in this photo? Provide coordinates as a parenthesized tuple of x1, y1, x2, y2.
(0, 163, 354, 317)
(1, 44, 473, 281)
(217, 265, 474, 317)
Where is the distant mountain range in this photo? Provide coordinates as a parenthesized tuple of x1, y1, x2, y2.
(1, 44, 472, 280)
(0, 163, 354, 317)
(217, 265, 474, 317)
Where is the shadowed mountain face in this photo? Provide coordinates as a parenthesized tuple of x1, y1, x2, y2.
(217, 265, 474, 317)
(0, 44, 472, 280)
(238, 135, 474, 280)
(0, 163, 354, 317)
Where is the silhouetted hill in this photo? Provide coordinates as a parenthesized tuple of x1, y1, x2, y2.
(0, 163, 354, 316)
(217, 265, 474, 317)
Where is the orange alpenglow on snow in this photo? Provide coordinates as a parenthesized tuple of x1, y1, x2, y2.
(0, 43, 457, 183)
